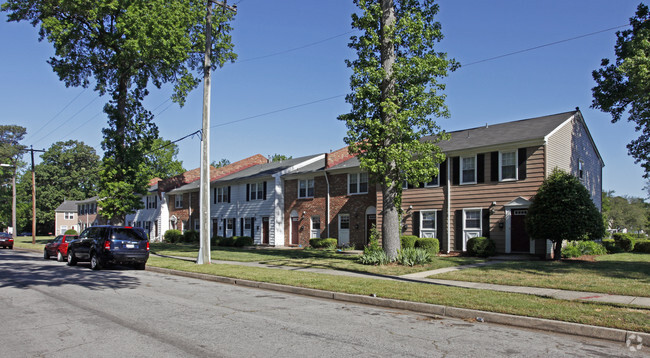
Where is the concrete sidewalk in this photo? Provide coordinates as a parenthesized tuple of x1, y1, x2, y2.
(151, 252, 650, 308)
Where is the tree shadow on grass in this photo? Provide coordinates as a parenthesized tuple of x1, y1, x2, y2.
(0, 249, 141, 291)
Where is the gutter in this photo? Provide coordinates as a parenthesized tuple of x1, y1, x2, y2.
(446, 158, 451, 254)
(324, 171, 331, 238)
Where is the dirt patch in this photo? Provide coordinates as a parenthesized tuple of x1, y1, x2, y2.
(562, 255, 597, 262)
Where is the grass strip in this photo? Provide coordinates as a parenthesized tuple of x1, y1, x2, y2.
(147, 256, 650, 333)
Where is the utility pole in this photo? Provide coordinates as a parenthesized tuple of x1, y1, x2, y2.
(27, 146, 45, 244)
(197, 0, 236, 265)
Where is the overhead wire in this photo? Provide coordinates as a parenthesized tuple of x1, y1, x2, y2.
(27, 88, 87, 140)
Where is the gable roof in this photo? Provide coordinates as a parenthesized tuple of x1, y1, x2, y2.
(55, 200, 78, 212)
(215, 154, 322, 183)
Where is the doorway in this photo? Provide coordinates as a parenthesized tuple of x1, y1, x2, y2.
(511, 209, 530, 252)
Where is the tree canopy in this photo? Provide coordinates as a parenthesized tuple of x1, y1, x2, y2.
(142, 138, 185, 180)
(602, 191, 649, 233)
(0, 125, 27, 231)
(592, 3, 650, 178)
(2, 0, 236, 223)
(526, 169, 605, 260)
(338, 0, 456, 259)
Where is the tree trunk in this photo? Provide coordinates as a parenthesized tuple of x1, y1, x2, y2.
(553, 241, 562, 260)
(382, 180, 400, 260)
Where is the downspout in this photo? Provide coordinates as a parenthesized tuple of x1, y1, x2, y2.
(324, 171, 331, 238)
(446, 158, 451, 254)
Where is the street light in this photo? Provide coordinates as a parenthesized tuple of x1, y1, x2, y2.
(0, 163, 16, 239)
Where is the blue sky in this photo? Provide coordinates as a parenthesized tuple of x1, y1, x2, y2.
(1, 0, 647, 198)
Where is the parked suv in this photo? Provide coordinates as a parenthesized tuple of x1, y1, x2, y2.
(67, 226, 149, 270)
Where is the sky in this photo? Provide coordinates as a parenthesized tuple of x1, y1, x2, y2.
(1, 0, 648, 198)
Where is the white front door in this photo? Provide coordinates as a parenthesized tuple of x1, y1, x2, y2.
(338, 214, 350, 246)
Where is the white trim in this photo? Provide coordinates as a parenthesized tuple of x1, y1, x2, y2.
(499, 150, 518, 182)
(297, 178, 314, 199)
(460, 155, 477, 185)
(544, 114, 575, 143)
(424, 164, 441, 187)
(347, 172, 369, 195)
(420, 209, 437, 238)
(462, 208, 482, 251)
(504, 197, 532, 254)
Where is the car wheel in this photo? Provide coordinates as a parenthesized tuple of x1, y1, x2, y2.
(67, 250, 77, 266)
(57, 251, 64, 262)
(90, 252, 102, 271)
(43, 249, 50, 260)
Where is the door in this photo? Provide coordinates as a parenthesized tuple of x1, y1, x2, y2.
(463, 209, 482, 251)
(291, 216, 300, 245)
(338, 214, 350, 246)
(511, 209, 530, 252)
(311, 216, 321, 239)
(366, 214, 376, 243)
(226, 218, 234, 238)
(262, 217, 270, 245)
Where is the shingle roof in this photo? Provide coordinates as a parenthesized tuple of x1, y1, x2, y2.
(55, 200, 78, 212)
(215, 154, 322, 183)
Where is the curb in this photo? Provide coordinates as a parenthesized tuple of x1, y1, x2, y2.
(146, 266, 649, 345)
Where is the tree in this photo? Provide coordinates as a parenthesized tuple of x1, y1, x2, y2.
(338, 0, 456, 259)
(2, 0, 236, 224)
(526, 169, 605, 260)
(592, 3, 650, 178)
(269, 154, 292, 162)
(212, 158, 231, 168)
(0, 125, 27, 233)
(34, 140, 101, 230)
(142, 138, 185, 180)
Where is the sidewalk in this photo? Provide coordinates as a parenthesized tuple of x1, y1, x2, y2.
(151, 253, 650, 308)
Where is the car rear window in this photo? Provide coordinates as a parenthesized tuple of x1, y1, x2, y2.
(111, 228, 145, 242)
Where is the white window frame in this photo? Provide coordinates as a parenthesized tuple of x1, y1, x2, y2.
(194, 219, 200, 231)
(460, 156, 477, 185)
(463, 208, 482, 230)
(175, 194, 183, 208)
(298, 179, 314, 199)
(578, 160, 584, 180)
(216, 187, 228, 203)
(60, 225, 67, 234)
(249, 182, 264, 200)
(64, 212, 74, 220)
(244, 218, 252, 230)
(348, 173, 369, 195)
(499, 150, 518, 181)
(420, 210, 437, 238)
(425, 164, 441, 187)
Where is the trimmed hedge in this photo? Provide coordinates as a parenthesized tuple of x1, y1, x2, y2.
(164, 229, 183, 243)
(613, 233, 636, 252)
(466, 237, 496, 258)
(234, 236, 254, 247)
(414, 237, 439, 256)
(183, 230, 200, 244)
(601, 239, 623, 254)
(310, 238, 337, 249)
(633, 240, 650, 253)
(400, 235, 418, 249)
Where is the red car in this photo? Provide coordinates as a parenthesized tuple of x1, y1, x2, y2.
(44, 234, 77, 262)
(0, 232, 13, 249)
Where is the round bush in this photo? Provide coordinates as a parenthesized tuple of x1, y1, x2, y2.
(164, 229, 183, 243)
(234, 236, 254, 247)
(64, 229, 78, 235)
(633, 240, 650, 253)
(182, 230, 199, 244)
(561, 245, 582, 258)
(601, 239, 622, 254)
(466, 237, 496, 258)
(218, 236, 235, 247)
(400, 235, 418, 249)
(415, 238, 439, 256)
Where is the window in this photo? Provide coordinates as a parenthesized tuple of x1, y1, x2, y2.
(60, 225, 67, 235)
(311, 216, 320, 230)
(216, 187, 228, 203)
(298, 179, 314, 198)
(461, 156, 476, 184)
(464, 209, 481, 229)
(244, 218, 252, 230)
(579, 160, 584, 179)
(64, 212, 74, 220)
(146, 195, 158, 209)
(500, 151, 517, 181)
(194, 219, 200, 231)
(227, 218, 234, 230)
(175, 194, 183, 208)
(144, 221, 151, 232)
(425, 164, 441, 187)
(348, 173, 369, 194)
(249, 182, 264, 200)
(339, 215, 350, 229)
(421, 211, 436, 230)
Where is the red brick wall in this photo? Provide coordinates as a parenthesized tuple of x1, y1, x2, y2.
(168, 191, 200, 232)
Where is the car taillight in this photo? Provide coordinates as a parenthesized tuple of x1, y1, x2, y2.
(146, 241, 150, 251)
(104, 240, 111, 250)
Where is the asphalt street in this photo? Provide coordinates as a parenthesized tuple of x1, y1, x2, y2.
(0, 249, 643, 358)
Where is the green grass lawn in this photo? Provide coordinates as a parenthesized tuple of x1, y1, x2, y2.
(150, 243, 487, 276)
(12, 235, 54, 250)
(432, 253, 650, 297)
(147, 256, 650, 333)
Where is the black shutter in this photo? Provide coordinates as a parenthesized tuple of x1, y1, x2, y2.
(491, 151, 499, 182)
(222, 219, 226, 237)
(227, 186, 231, 203)
(251, 217, 255, 238)
(518, 148, 527, 180)
(263, 181, 267, 200)
(477, 154, 485, 183)
(439, 160, 447, 184)
(246, 184, 250, 201)
(451, 157, 459, 185)
(455, 209, 463, 251)
(240, 218, 244, 236)
(213, 188, 217, 204)
(413, 211, 420, 237)
(482, 208, 490, 238)
(436, 210, 444, 243)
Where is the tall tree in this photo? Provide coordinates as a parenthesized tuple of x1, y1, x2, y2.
(592, 3, 650, 178)
(2, 0, 236, 224)
(0, 125, 27, 233)
(142, 138, 185, 180)
(34, 140, 101, 230)
(338, 0, 456, 259)
(526, 169, 605, 260)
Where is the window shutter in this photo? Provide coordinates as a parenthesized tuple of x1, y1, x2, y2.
(482, 209, 490, 238)
(263, 181, 267, 200)
(246, 184, 250, 201)
(413, 211, 420, 237)
(436, 210, 444, 242)
(213, 188, 217, 204)
(455, 210, 463, 251)
(240, 218, 244, 236)
(491, 152, 499, 182)
(518, 148, 527, 180)
(251, 217, 255, 238)
(477, 154, 485, 183)
(222, 219, 226, 237)
(451, 157, 460, 185)
(439, 159, 447, 184)
(227, 186, 231, 203)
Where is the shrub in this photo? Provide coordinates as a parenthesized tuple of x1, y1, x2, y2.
(563, 240, 607, 257)
(415, 238, 439, 256)
(633, 240, 650, 253)
(358, 249, 390, 265)
(164, 229, 183, 243)
(64, 229, 78, 235)
(613, 233, 636, 252)
(218, 236, 235, 247)
(234, 236, 254, 247)
(182, 230, 200, 244)
(602, 239, 623, 254)
(396, 247, 432, 266)
(211, 235, 223, 247)
(310, 238, 337, 249)
(466, 237, 496, 258)
(562, 245, 582, 258)
(400, 235, 418, 249)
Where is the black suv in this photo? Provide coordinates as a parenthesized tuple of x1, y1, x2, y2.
(67, 226, 150, 270)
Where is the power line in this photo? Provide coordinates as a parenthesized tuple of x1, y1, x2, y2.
(28, 88, 87, 140)
(235, 31, 355, 63)
(30, 96, 99, 145)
